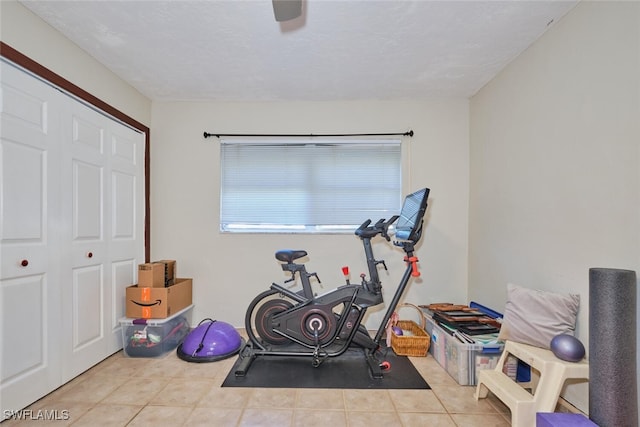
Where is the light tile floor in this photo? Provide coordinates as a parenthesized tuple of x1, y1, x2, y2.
(4, 347, 514, 426)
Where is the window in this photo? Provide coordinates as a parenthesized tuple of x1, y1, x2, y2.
(220, 138, 402, 233)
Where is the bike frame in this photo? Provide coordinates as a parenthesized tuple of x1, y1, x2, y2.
(236, 188, 429, 378)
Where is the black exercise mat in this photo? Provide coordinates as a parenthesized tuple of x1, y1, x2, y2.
(222, 347, 429, 389)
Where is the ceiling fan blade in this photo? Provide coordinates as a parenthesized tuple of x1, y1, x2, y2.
(272, 0, 302, 22)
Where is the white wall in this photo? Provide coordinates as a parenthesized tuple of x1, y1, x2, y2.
(0, 0, 151, 125)
(150, 100, 470, 329)
(469, 0, 640, 413)
(1, 0, 469, 340)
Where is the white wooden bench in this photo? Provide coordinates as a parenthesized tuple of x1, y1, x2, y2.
(474, 340, 589, 427)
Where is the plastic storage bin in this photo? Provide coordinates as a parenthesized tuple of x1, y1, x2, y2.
(120, 304, 193, 357)
(425, 315, 503, 385)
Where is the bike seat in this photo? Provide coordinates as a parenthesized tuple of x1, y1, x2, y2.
(275, 250, 308, 263)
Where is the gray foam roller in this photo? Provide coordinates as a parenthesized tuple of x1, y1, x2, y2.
(589, 268, 638, 427)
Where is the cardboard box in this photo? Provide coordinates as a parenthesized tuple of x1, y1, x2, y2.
(120, 305, 193, 357)
(138, 263, 164, 287)
(126, 278, 193, 318)
(157, 259, 176, 286)
(138, 260, 177, 287)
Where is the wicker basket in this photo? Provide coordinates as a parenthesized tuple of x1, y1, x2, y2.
(397, 302, 427, 329)
(390, 320, 431, 357)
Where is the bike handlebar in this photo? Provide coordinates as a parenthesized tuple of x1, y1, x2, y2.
(355, 215, 399, 240)
(356, 219, 372, 232)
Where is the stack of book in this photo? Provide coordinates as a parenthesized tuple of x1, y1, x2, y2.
(422, 303, 502, 344)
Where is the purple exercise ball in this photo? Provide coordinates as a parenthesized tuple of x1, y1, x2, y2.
(550, 334, 585, 362)
(182, 320, 241, 357)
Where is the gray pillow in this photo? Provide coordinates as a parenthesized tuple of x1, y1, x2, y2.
(498, 283, 580, 349)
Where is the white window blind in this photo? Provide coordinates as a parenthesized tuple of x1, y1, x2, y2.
(220, 139, 402, 233)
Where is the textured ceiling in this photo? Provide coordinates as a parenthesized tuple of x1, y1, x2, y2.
(20, 0, 579, 102)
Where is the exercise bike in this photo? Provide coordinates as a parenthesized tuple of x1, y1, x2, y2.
(235, 187, 430, 379)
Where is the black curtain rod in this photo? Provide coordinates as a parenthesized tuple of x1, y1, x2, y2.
(203, 130, 413, 139)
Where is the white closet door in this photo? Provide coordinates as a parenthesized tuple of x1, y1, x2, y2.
(60, 102, 144, 379)
(107, 124, 144, 353)
(0, 61, 63, 412)
(1, 59, 146, 405)
(60, 101, 111, 379)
